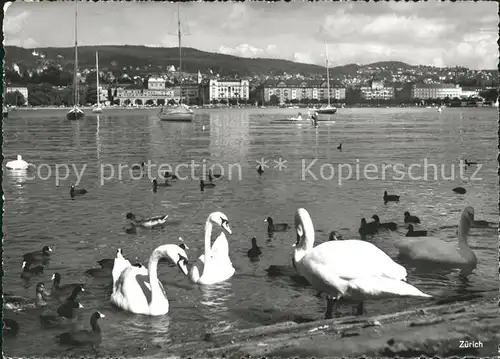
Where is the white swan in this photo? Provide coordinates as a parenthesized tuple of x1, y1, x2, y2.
(293, 208, 431, 319)
(111, 244, 189, 316)
(6, 155, 29, 170)
(395, 206, 477, 272)
(188, 212, 235, 285)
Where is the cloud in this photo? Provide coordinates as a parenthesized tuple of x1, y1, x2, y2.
(218, 43, 279, 59)
(4, 9, 30, 38)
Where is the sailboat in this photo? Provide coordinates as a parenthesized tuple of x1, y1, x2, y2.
(67, 2, 84, 121)
(315, 43, 337, 116)
(92, 52, 103, 113)
(158, 3, 194, 122)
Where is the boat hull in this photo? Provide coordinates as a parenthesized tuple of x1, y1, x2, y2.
(270, 119, 312, 124)
(315, 108, 337, 115)
(159, 112, 194, 122)
(92, 107, 103, 114)
(66, 108, 85, 121)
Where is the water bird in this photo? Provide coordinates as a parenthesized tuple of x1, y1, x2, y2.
(56, 311, 105, 349)
(328, 231, 344, 241)
(40, 286, 85, 327)
(6, 154, 29, 170)
(21, 260, 44, 280)
(200, 179, 215, 191)
(257, 165, 264, 175)
(110, 244, 189, 315)
(464, 159, 477, 166)
(247, 237, 262, 259)
(188, 212, 235, 285)
(293, 208, 431, 319)
(371, 215, 398, 231)
(160, 238, 190, 265)
(4, 282, 48, 311)
(22, 245, 52, 263)
(453, 187, 466, 194)
(406, 224, 428, 237)
(50, 273, 85, 298)
(265, 217, 290, 233)
(163, 171, 178, 180)
(396, 206, 477, 272)
(358, 218, 378, 236)
(3, 319, 19, 337)
(152, 178, 171, 190)
(126, 212, 169, 229)
(337, 143, 342, 151)
(383, 190, 400, 203)
(404, 211, 421, 224)
(70, 185, 87, 198)
(85, 265, 112, 278)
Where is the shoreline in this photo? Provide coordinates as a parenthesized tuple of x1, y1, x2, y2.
(145, 293, 497, 358)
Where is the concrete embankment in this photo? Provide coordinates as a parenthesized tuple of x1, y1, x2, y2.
(150, 293, 498, 358)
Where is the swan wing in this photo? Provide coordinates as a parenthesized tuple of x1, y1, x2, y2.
(198, 232, 235, 285)
(112, 256, 132, 287)
(304, 240, 407, 280)
(345, 276, 431, 298)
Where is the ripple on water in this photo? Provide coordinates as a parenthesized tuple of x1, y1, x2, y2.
(2, 107, 497, 357)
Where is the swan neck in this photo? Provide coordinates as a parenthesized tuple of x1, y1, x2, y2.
(457, 214, 471, 249)
(147, 250, 163, 302)
(204, 220, 213, 259)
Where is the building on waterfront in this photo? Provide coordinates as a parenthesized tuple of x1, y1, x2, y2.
(201, 79, 250, 103)
(147, 75, 167, 90)
(6, 86, 29, 105)
(411, 83, 462, 99)
(460, 87, 481, 98)
(167, 82, 201, 105)
(261, 79, 346, 104)
(114, 85, 175, 106)
(360, 80, 395, 100)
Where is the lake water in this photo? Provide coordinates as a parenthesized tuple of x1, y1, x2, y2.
(2, 107, 498, 357)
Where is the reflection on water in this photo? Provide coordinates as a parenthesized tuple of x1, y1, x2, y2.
(199, 281, 234, 334)
(2, 107, 497, 357)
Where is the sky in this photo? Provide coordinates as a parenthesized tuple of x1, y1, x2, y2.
(4, 1, 499, 69)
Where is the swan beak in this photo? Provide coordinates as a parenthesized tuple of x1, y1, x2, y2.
(178, 261, 189, 276)
(223, 223, 232, 234)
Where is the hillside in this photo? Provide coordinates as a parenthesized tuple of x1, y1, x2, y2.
(4, 45, 329, 76)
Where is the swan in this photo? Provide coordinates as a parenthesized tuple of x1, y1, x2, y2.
(395, 206, 477, 272)
(110, 244, 189, 316)
(293, 208, 432, 319)
(6, 155, 29, 170)
(188, 212, 235, 285)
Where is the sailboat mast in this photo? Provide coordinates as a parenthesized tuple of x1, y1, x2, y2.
(177, 3, 183, 104)
(74, 1, 79, 106)
(96, 52, 100, 106)
(325, 42, 330, 107)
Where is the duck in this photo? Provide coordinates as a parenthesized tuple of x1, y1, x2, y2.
(21, 260, 44, 280)
(163, 171, 178, 180)
(3, 319, 20, 337)
(396, 206, 477, 273)
(208, 169, 222, 179)
(337, 143, 342, 151)
(40, 286, 85, 327)
(70, 185, 87, 198)
(49, 273, 85, 298)
(110, 244, 189, 316)
(383, 190, 400, 203)
(152, 178, 171, 191)
(188, 212, 235, 285)
(57, 311, 105, 349)
(126, 212, 169, 229)
(265, 217, 290, 233)
(406, 224, 428, 237)
(4, 282, 48, 311)
(329, 231, 344, 241)
(453, 187, 466, 194)
(257, 165, 264, 175)
(404, 211, 421, 224)
(22, 245, 52, 263)
(200, 179, 215, 191)
(6, 155, 29, 170)
(247, 237, 262, 259)
(85, 265, 112, 278)
(371, 215, 398, 231)
(97, 257, 115, 270)
(293, 208, 431, 319)
(464, 159, 477, 166)
(358, 218, 378, 236)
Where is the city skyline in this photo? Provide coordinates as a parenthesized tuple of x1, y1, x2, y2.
(4, 1, 498, 70)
